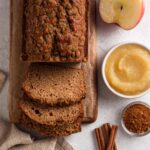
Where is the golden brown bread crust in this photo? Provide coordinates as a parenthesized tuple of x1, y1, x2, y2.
(22, 0, 88, 62)
(19, 113, 82, 137)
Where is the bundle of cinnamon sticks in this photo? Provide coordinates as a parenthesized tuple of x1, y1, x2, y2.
(95, 123, 118, 150)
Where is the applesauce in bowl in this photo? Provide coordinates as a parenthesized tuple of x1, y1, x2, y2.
(102, 43, 150, 98)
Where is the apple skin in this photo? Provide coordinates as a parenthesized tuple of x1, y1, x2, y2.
(123, 1, 145, 30)
(99, 0, 145, 30)
(131, 1, 145, 29)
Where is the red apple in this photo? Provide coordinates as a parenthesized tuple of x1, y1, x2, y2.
(99, 0, 145, 30)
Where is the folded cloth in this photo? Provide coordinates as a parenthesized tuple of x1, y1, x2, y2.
(0, 70, 6, 91)
(0, 120, 74, 150)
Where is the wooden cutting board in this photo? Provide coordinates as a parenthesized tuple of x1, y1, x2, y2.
(9, 0, 97, 124)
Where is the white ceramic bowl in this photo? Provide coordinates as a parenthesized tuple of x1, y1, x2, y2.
(102, 42, 150, 99)
(121, 101, 150, 137)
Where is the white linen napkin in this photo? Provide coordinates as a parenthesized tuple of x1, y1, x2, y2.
(0, 120, 74, 150)
(0, 71, 6, 92)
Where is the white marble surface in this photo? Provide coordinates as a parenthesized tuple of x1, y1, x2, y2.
(0, 0, 150, 150)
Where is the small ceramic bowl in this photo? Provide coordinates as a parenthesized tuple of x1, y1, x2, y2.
(121, 101, 150, 137)
(102, 42, 150, 99)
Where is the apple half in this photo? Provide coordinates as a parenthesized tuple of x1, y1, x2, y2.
(99, 0, 145, 30)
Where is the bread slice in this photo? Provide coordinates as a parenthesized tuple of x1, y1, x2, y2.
(19, 97, 83, 126)
(19, 113, 82, 137)
(22, 64, 86, 106)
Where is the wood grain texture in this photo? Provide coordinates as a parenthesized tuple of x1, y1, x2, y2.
(82, 0, 97, 122)
(9, 0, 97, 124)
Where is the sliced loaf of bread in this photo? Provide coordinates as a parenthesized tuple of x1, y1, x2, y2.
(20, 113, 82, 137)
(19, 97, 83, 126)
(22, 64, 86, 106)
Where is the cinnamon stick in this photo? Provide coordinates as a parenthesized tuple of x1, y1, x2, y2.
(94, 124, 118, 150)
(98, 127, 105, 150)
(95, 128, 102, 150)
(107, 125, 118, 150)
(107, 124, 117, 150)
(103, 123, 109, 136)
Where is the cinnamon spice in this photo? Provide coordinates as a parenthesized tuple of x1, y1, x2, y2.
(103, 123, 117, 150)
(95, 128, 103, 150)
(95, 123, 118, 150)
(107, 125, 118, 150)
(98, 128, 105, 150)
(123, 104, 150, 133)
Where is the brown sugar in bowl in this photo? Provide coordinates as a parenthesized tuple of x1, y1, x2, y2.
(121, 101, 150, 136)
